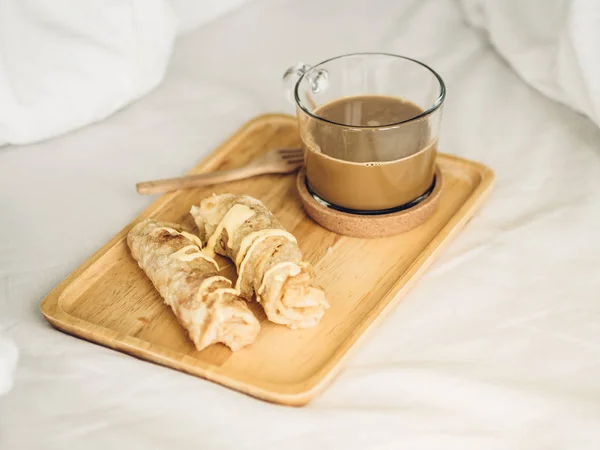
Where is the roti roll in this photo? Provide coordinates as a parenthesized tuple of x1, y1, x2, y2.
(191, 194, 329, 329)
(127, 219, 260, 351)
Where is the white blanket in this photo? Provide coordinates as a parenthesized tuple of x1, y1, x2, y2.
(1, 0, 600, 448)
(0, 0, 251, 145)
(460, 0, 600, 127)
(0, 0, 175, 145)
(0, 332, 17, 396)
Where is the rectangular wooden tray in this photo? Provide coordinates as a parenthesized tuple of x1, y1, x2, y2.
(41, 114, 494, 406)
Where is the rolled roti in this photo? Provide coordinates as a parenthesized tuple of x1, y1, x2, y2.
(127, 218, 260, 351)
(190, 194, 329, 329)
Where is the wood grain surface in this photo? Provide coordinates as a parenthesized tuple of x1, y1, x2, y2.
(40, 114, 495, 406)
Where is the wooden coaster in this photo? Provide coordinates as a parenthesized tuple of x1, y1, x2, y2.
(296, 166, 443, 238)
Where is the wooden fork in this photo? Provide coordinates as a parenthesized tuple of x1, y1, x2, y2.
(136, 148, 304, 195)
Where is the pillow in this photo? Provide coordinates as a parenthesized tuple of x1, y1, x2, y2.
(459, 0, 600, 126)
(0, 0, 176, 145)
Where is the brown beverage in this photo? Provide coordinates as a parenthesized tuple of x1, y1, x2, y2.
(302, 95, 436, 211)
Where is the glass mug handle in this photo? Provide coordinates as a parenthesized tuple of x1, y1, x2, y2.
(282, 62, 329, 104)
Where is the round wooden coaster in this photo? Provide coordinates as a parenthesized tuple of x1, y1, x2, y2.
(296, 166, 443, 238)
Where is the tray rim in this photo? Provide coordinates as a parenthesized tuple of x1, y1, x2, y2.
(40, 113, 495, 406)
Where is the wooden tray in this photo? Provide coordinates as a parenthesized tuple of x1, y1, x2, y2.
(40, 114, 494, 406)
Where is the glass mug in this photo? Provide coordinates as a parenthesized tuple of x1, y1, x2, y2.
(283, 53, 446, 213)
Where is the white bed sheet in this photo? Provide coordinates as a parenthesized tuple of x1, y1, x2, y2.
(1, 0, 600, 448)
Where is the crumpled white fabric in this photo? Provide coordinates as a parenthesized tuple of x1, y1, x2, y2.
(0, 0, 176, 145)
(170, 0, 254, 34)
(459, 0, 600, 127)
(0, 331, 18, 396)
(0, 0, 252, 146)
